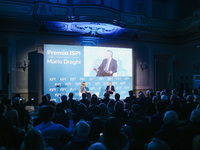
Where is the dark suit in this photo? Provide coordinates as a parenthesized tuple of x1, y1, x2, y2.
(97, 58, 117, 76)
(106, 85, 115, 94)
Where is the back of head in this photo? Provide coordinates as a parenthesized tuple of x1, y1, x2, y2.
(75, 120, 90, 138)
(104, 92, 109, 99)
(164, 110, 178, 125)
(147, 138, 171, 150)
(100, 103, 108, 116)
(114, 101, 123, 113)
(149, 91, 154, 98)
(115, 93, 120, 100)
(104, 117, 128, 150)
(62, 100, 71, 110)
(171, 89, 176, 95)
(107, 99, 115, 108)
(23, 129, 45, 150)
(56, 104, 65, 113)
(131, 104, 141, 114)
(13, 97, 20, 105)
(190, 109, 200, 123)
(42, 96, 48, 103)
(187, 94, 194, 102)
(77, 103, 87, 114)
(156, 91, 160, 97)
(69, 93, 73, 99)
(170, 94, 177, 103)
(88, 142, 107, 150)
(152, 96, 158, 103)
(104, 117, 121, 136)
(82, 93, 87, 99)
(91, 94, 98, 105)
(46, 94, 51, 101)
(73, 101, 80, 111)
(160, 91, 166, 96)
(129, 90, 134, 97)
(139, 92, 145, 99)
(146, 90, 150, 96)
(92, 105, 101, 117)
(61, 95, 67, 102)
(161, 95, 168, 101)
(39, 106, 55, 122)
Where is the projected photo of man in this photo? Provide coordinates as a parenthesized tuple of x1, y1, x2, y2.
(94, 50, 117, 76)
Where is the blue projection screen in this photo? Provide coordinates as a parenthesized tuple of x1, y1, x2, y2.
(44, 44, 132, 102)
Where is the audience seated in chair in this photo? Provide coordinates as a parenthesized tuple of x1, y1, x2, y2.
(61, 120, 94, 150)
(68, 93, 76, 110)
(80, 93, 90, 108)
(35, 106, 74, 150)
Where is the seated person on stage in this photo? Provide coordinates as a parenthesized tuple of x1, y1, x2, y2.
(93, 50, 117, 77)
(105, 82, 115, 95)
(80, 82, 91, 101)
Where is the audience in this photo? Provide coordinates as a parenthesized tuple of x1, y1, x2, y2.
(154, 110, 181, 150)
(88, 142, 107, 150)
(80, 93, 90, 108)
(89, 105, 105, 141)
(68, 93, 76, 110)
(1, 86, 200, 150)
(180, 109, 200, 150)
(0, 103, 15, 149)
(4, 99, 19, 126)
(20, 129, 52, 150)
(73, 103, 92, 124)
(99, 117, 129, 150)
(146, 138, 171, 150)
(102, 92, 110, 105)
(124, 90, 136, 110)
(62, 120, 93, 150)
(34, 106, 73, 150)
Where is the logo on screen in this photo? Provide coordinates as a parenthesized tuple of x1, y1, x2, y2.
(60, 78, 66, 81)
(121, 91, 126, 94)
(75, 82, 81, 86)
(112, 82, 117, 85)
(124, 77, 130, 80)
(103, 82, 107, 85)
(116, 86, 122, 90)
(60, 88, 66, 92)
(90, 87, 95, 90)
(49, 78, 56, 81)
(80, 77, 86, 81)
(49, 88, 56, 92)
(89, 77, 95, 81)
(65, 82, 71, 86)
(86, 82, 91, 86)
(55, 93, 61, 97)
(55, 83, 61, 86)
(99, 77, 104, 81)
(70, 88, 76, 92)
(70, 77, 76, 81)
(124, 86, 129, 89)
(120, 82, 126, 85)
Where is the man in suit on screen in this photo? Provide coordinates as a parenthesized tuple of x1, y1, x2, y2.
(94, 50, 117, 76)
